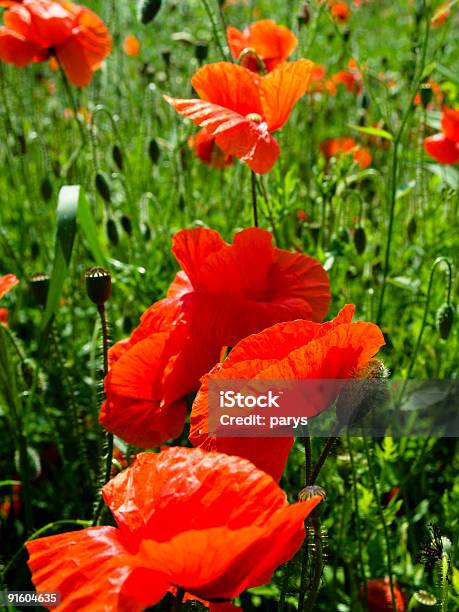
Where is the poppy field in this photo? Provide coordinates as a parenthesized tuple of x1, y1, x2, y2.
(0, 1, 458, 611)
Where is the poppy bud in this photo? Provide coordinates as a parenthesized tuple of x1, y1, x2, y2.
(30, 273, 50, 307)
(40, 176, 53, 202)
(436, 303, 454, 340)
(112, 144, 124, 170)
(138, 0, 162, 24)
(419, 82, 433, 109)
(298, 3, 311, 27)
(336, 359, 389, 427)
(161, 47, 172, 66)
(16, 131, 27, 156)
(338, 227, 350, 244)
(308, 222, 321, 245)
(342, 28, 351, 43)
(85, 267, 112, 306)
(148, 138, 160, 164)
(95, 172, 111, 203)
(121, 214, 133, 236)
(360, 92, 370, 110)
(30, 241, 40, 261)
(195, 41, 209, 63)
(354, 226, 366, 254)
(142, 222, 152, 242)
(106, 218, 119, 246)
(407, 215, 417, 240)
(123, 316, 133, 334)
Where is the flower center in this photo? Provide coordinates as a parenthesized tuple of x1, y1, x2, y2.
(245, 113, 262, 123)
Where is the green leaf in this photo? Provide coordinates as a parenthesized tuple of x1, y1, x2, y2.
(41, 186, 106, 336)
(348, 124, 393, 141)
(41, 186, 78, 334)
(0, 480, 21, 488)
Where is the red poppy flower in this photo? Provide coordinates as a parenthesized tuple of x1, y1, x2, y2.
(424, 107, 459, 165)
(0, 273, 19, 299)
(188, 127, 233, 168)
(0, 307, 9, 326)
(164, 59, 314, 173)
(100, 227, 330, 448)
(26, 447, 322, 611)
(330, 1, 351, 22)
(0, 0, 111, 86)
(364, 578, 407, 611)
(321, 137, 372, 169)
(227, 19, 297, 72)
(190, 304, 384, 481)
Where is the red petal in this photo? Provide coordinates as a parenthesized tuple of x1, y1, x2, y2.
(26, 526, 168, 611)
(102, 447, 288, 542)
(0, 273, 19, 299)
(260, 59, 314, 131)
(441, 107, 459, 142)
(0, 27, 46, 65)
(247, 20, 297, 66)
(424, 133, 459, 164)
(191, 61, 262, 117)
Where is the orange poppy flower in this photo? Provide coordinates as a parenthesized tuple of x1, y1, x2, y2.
(0, 0, 111, 86)
(424, 107, 459, 165)
(431, 2, 451, 27)
(0, 273, 19, 299)
(321, 137, 372, 169)
(100, 227, 330, 448)
(188, 127, 233, 168)
(164, 59, 314, 174)
(190, 304, 384, 481)
(331, 1, 351, 22)
(227, 19, 297, 72)
(123, 33, 140, 57)
(26, 447, 322, 610)
(364, 578, 407, 611)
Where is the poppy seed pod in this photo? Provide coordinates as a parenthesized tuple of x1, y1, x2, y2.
(419, 82, 433, 109)
(138, 0, 162, 25)
(299, 485, 326, 503)
(85, 268, 112, 306)
(411, 590, 437, 609)
(30, 273, 50, 307)
(335, 359, 389, 427)
(354, 226, 366, 254)
(161, 47, 172, 66)
(95, 172, 111, 203)
(436, 303, 454, 340)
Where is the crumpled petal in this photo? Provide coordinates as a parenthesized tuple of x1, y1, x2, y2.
(0, 274, 19, 299)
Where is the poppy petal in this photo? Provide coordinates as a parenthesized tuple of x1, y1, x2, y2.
(247, 19, 297, 67)
(26, 526, 168, 611)
(0, 274, 19, 299)
(441, 107, 459, 142)
(102, 448, 288, 541)
(261, 59, 314, 131)
(0, 27, 46, 65)
(424, 133, 459, 164)
(191, 61, 262, 117)
(171, 227, 227, 291)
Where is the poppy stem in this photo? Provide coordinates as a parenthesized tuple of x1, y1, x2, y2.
(92, 304, 113, 526)
(348, 435, 367, 602)
(303, 519, 323, 611)
(309, 422, 341, 485)
(251, 170, 259, 227)
(55, 54, 87, 144)
(376, 10, 431, 326)
(200, 0, 229, 61)
(362, 436, 397, 612)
